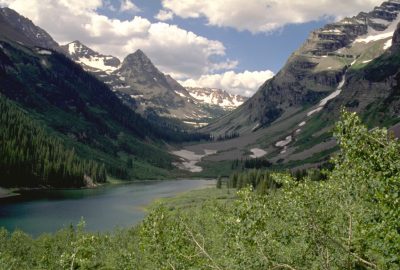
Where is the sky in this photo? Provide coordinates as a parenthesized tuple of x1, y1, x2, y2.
(0, 0, 384, 96)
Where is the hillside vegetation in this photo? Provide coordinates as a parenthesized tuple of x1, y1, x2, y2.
(0, 40, 209, 186)
(0, 111, 398, 269)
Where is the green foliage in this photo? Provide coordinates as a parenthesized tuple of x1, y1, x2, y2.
(0, 111, 398, 269)
(0, 40, 211, 186)
(0, 95, 106, 187)
(228, 169, 281, 194)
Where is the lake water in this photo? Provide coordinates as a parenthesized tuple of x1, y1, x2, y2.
(0, 179, 214, 236)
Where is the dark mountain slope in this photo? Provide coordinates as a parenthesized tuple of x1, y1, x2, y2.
(0, 39, 184, 185)
(0, 7, 59, 50)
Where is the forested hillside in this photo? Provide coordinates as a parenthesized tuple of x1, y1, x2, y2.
(0, 95, 106, 187)
(0, 39, 209, 187)
(0, 111, 398, 269)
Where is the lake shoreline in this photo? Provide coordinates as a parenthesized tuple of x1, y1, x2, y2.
(0, 177, 217, 197)
(0, 187, 19, 199)
(0, 179, 215, 236)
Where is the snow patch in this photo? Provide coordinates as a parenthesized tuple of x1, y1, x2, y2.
(188, 88, 245, 109)
(252, 123, 261, 131)
(355, 31, 394, 43)
(355, 14, 400, 45)
(172, 149, 217, 172)
(183, 121, 209, 127)
(249, 148, 267, 158)
(321, 29, 342, 33)
(307, 107, 323, 117)
(384, 39, 392, 50)
(362, 59, 372, 64)
(37, 49, 52, 55)
(130, 94, 143, 99)
(175, 91, 187, 98)
(68, 43, 76, 55)
(78, 56, 118, 73)
(298, 121, 306, 127)
(275, 136, 292, 148)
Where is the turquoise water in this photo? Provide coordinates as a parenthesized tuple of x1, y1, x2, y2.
(0, 179, 214, 236)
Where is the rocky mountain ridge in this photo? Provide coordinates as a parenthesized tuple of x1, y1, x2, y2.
(61, 41, 237, 126)
(0, 7, 59, 50)
(186, 87, 247, 110)
(61, 41, 120, 73)
(204, 0, 400, 135)
(187, 1, 400, 170)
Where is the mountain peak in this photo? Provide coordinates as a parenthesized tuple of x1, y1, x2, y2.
(186, 87, 247, 110)
(125, 49, 151, 63)
(70, 40, 85, 47)
(121, 49, 155, 71)
(134, 49, 145, 55)
(61, 41, 120, 73)
(0, 7, 59, 50)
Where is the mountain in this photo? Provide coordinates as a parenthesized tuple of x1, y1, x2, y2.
(62, 42, 219, 127)
(61, 41, 120, 73)
(184, 1, 400, 170)
(0, 8, 210, 187)
(116, 49, 207, 120)
(0, 7, 59, 50)
(186, 87, 247, 110)
(205, 0, 400, 135)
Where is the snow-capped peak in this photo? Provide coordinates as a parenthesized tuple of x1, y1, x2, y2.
(61, 41, 121, 74)
(186, 87, 247, 110)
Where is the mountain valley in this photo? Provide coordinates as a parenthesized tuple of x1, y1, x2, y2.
(61, 41, 246, 128)
(0, 1, 400, 269)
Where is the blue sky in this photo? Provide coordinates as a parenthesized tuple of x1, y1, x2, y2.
(99, 0, 330, 73)
(0, 0, 384, 96)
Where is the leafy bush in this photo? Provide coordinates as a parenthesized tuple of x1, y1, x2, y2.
(0, 111, 398, 269)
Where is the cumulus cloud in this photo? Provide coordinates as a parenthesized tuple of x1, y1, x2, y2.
(160, 0, 383, 33)
(180, 70, 275, 97)
(0, 0, 234, 79)
(120, 0, 140, 13)
(155, 9, 174, 21)
(122, 22, 230, 78)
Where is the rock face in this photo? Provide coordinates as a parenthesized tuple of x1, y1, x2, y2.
(186, 87, 247, 110)
(61, 41, 120, 73)
(0, 7, 59, 50)
(62, 43, 214, 126)
(191, 0, 400, 169)
(204, 0, 400, 135)
(116, 49, 206, 120)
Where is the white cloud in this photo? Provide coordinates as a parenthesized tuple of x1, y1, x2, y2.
(155, 9, 174, 21)
(122, 22, 230, 79)
(180, 70, 275, 97)
(120, 0, 140, 13)
(1, 0, 233, 79)
(160, 0, 384, 33)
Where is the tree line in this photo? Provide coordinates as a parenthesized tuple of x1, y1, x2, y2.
(0, 95, 106, 187)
